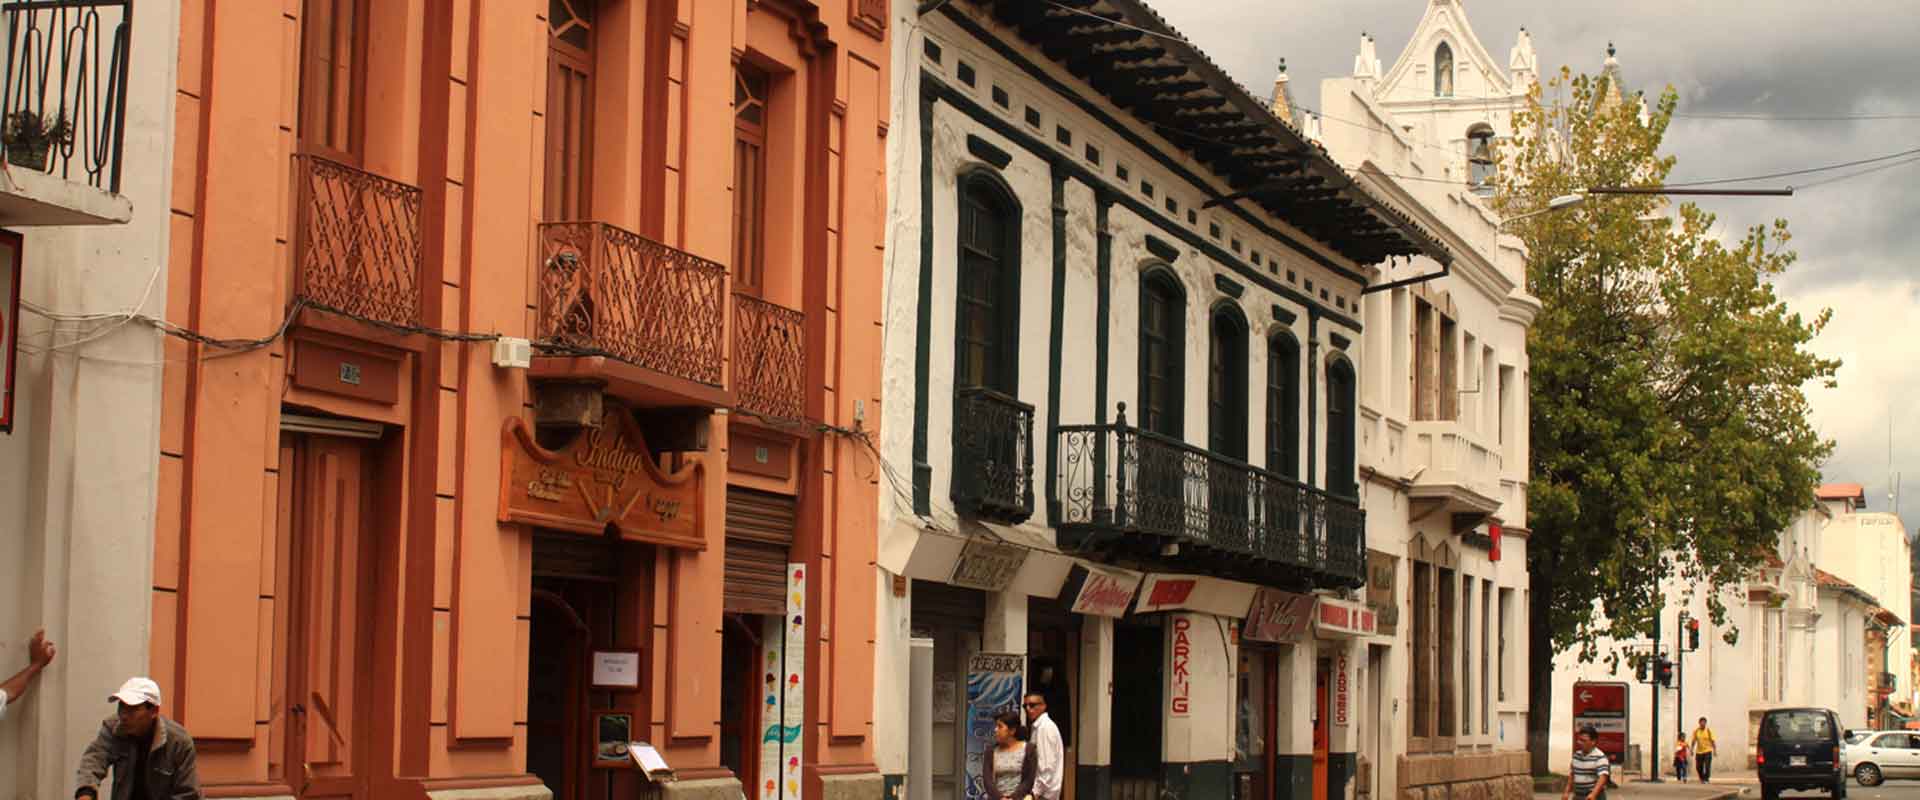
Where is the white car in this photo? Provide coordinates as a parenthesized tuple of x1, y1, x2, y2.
(1845, 730, 1920, 786)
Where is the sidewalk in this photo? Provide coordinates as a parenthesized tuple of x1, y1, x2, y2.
(1534, 773, 1750, 800)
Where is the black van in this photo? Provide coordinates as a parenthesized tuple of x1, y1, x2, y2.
(1758, 707, 1850, 800)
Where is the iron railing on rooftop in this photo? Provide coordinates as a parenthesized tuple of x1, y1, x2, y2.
(1, 0, 130, 192)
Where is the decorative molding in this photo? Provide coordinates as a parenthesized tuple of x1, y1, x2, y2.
(1271, 304, 1297, 326)
(966, 134, 1013, 169)
(1329, 332, 1352, 351)
(1144, 234, 1181, 262)
(1213, 273, 1245, 299)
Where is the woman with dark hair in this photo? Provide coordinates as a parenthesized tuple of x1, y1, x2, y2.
(986, 709, 1038, 800)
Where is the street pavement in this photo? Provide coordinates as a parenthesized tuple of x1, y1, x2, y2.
(1534, 771, 1920, 800)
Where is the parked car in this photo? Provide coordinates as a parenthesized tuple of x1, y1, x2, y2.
(1845, 730, 1920, 786)
(1757, 707, 1848, 800)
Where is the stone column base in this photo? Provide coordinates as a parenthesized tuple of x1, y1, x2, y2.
(660, 776, 745, 800)
(428, 784, 555, 800)
(816, 771, 884, 800)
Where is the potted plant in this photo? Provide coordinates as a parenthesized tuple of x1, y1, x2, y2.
(4, 110, 73, 171)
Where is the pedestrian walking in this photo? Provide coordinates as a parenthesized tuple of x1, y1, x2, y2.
(1673, 733, 1690, 782)
(74, 678, 202, 800)
(1691, 717, 1717, 783)
(1022, 692, 1063, 800)
(0, 628, 56, 720)
(1566, 725, 1612, 800)
(984, 710, 1037, 800)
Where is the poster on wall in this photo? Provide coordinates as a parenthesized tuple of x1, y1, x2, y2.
(963, 652, 1025, 800)
(758, 564, 809, 800)
(0, 231, 21, 434)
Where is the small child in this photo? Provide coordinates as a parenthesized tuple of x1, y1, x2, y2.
(1673, 734, 1691, 782)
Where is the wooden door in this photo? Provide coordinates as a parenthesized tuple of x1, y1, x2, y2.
(1313, 658, 1331, 800)
(278, 434, 376, 800)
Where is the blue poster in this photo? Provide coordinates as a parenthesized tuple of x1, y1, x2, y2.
(964, 653, 1026, 800)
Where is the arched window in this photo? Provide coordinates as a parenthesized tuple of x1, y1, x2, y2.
(954, 173, 1021, 394)
(1137, 271, 1186, 438)
(1266, 333, 1300, 479)
(1326, 358, 1358, 498)
(1208, 307, 1248, 460)
(1466, 123, 1496, 195)
(1434, 42, 1454, 98)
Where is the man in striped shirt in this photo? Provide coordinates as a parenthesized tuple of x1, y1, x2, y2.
(1565, 725, 1613, 800)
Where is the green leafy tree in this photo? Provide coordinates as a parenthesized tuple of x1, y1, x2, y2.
(1495, 69, 1838, 773)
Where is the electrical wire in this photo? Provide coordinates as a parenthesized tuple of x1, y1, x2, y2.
(1661, 144, 1920, 189)
(1673, 111, 1920, 122)
(1793, 153, 1920, 191)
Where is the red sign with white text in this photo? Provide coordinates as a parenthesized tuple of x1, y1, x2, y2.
(1572, 681, 1630, 764)
(1315, 598, 1378, 638)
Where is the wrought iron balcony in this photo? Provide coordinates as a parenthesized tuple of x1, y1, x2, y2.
(0, 0, 130, 193)
(537, 221, 726, 388)
(293, 155, 422, 328)
(952, 387, 1036, 524)
(1055, 404, 1365, 587)
(732, 293, 804, 421)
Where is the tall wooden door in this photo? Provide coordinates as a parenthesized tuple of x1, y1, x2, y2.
(276, 434, 377, 800)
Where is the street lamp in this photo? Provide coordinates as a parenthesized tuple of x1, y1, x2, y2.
(1497, 192, 1586, 227)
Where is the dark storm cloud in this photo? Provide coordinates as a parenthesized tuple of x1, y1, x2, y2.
(1149, 0, 1920, 524)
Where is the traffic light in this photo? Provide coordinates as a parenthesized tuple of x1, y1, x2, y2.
(1636, 660, 1649, 683)
(1688, 618, 1702, 651)
(1654, 658, 1674, 687)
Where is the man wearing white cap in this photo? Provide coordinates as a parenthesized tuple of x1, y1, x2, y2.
(74, 677, 202, 800)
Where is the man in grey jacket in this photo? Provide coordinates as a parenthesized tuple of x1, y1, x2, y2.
(74, 677, 202, 800)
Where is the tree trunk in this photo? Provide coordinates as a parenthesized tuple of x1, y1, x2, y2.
(1528, 561, 1557, 776)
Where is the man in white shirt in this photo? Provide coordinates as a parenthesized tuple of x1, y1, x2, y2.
(1023, 691, 1063, 800)
(0, 629, 58, 720)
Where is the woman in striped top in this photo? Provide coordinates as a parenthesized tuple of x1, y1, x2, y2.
(1565, 725, 1613, 800)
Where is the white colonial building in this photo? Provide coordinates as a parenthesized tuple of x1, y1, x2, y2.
(1549, 487, 1913, 774)
(0, 2, 177, 798)
(875, 2, 1470, 800)
(1310, 1, 1545, 799)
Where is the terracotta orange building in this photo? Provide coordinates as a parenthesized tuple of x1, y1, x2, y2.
(153, 2, 888, 799)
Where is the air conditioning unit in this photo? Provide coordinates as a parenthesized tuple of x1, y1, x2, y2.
(492, 336, 532, 369)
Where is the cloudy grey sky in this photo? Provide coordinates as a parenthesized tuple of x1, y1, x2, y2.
(1152, 0, 1920, 525)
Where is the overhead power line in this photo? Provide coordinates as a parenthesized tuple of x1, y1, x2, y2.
(1673, 111, 1920, 121)
(1662, 144, 1920, 188)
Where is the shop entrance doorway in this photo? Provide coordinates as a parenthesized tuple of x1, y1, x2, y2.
(525, 535, 641, 800)
(1314, 657, 1332, 800)
(1111, 619, 1164, 800)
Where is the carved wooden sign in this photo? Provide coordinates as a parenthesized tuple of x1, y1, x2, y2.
(500, 406, 705, 550)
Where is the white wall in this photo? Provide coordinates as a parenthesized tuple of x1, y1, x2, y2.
(0, 1, 178, 797)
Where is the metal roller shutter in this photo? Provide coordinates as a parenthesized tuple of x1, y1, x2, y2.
(911, 579, 987, 633)
(725, 487, 797, 615)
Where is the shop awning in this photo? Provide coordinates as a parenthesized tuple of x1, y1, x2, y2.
(878, 517, 1075, 598)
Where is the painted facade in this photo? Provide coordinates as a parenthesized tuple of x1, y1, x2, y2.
(148, 2, 888, 800)
(0, 2, 172, 799)
(1314, 3, 1542, 798)
(877, 3, 1461, 800)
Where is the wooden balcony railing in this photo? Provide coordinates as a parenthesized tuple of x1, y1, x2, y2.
(293, 155, 422, 327)
(537, 221, 726, 388)
(0, 0, 131, 192)
(732, 293, 804, 421)
(952, 387, 1036, 524)
(1055, 403, 1366, 587)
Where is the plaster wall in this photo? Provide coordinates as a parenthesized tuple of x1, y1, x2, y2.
(0, 2, 179, 797)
